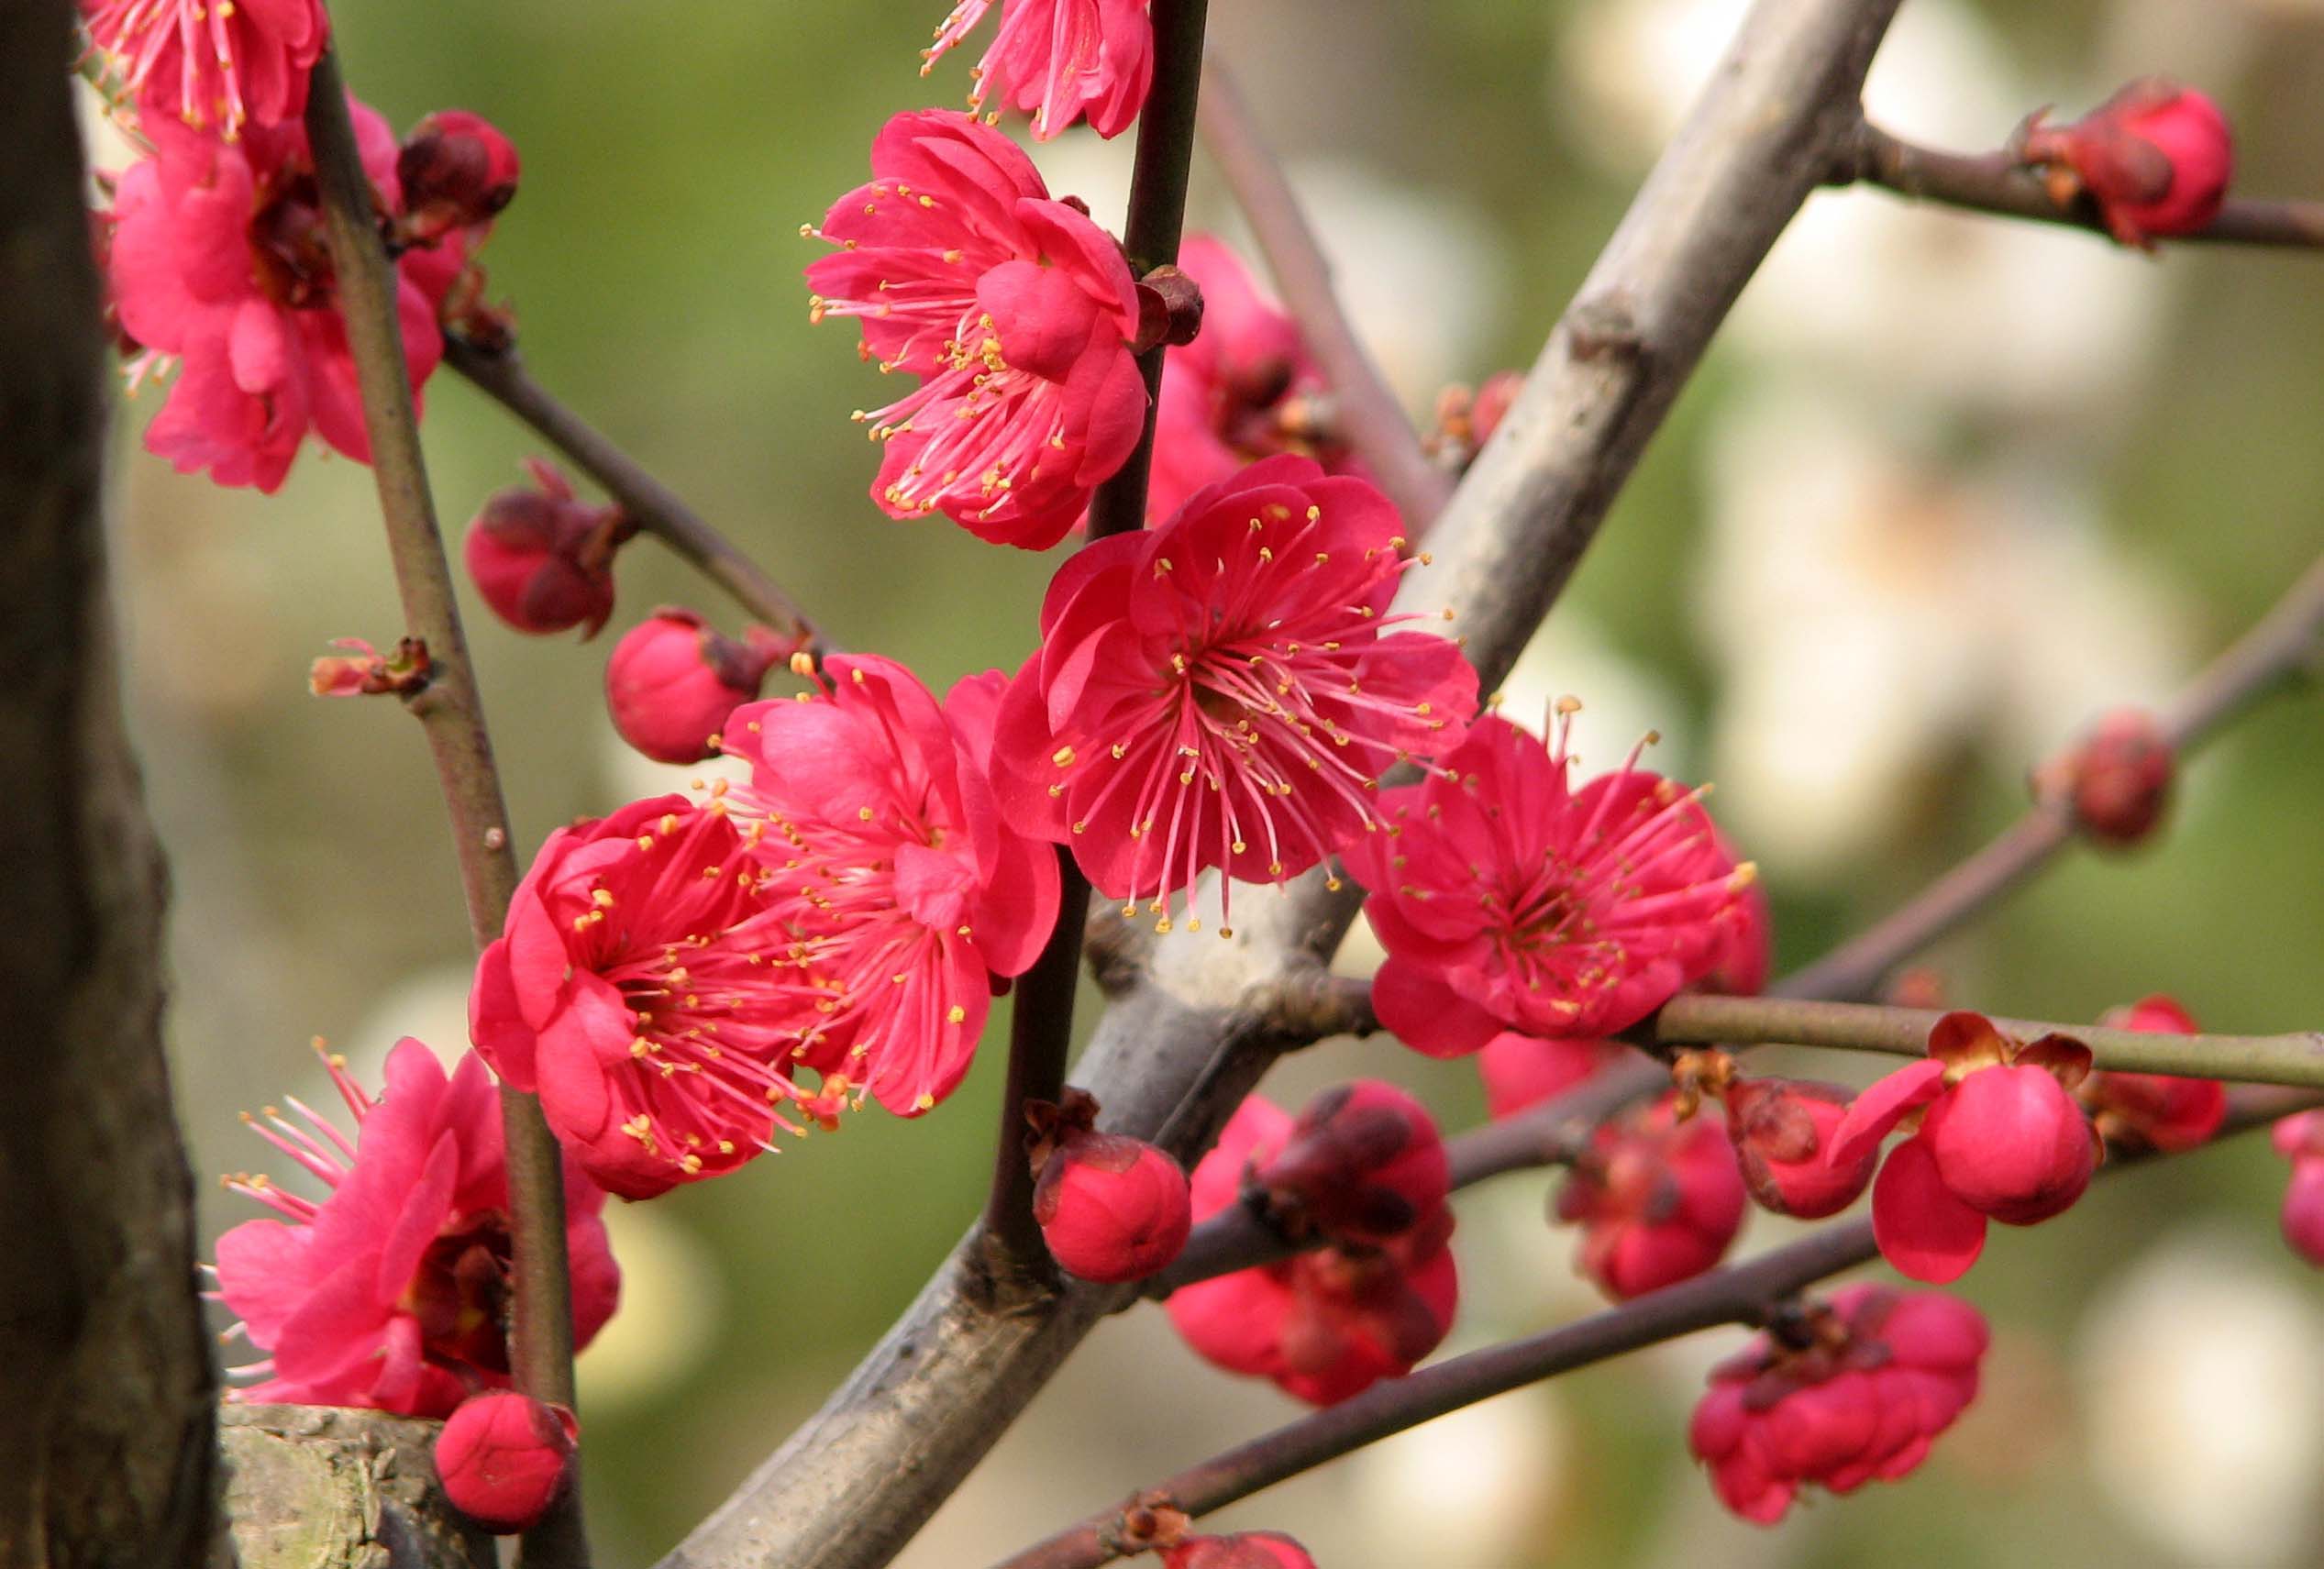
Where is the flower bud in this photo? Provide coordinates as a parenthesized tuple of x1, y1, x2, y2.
(2273, 1112, 2324, 1266)
(604, 609, 785, 765)
(1921, 1065, 2095, 1225)
(1723, 1077, 1876, 1219)
(1557, 1095, 1746, 1300)
(1477, 1031, 1621, 1120)
(2057, 708, 2174, 846)
(1162, 1532, 1318, 1569)
(309, 635, 431, 698)
(2015, 79, 2233, 249)
(1251, 1081, 1449, 1246)
(399, 110, 523, 244)
(1033, 1130, 1192, 1283)
(2084, 995, 2224, 1153)
(434, 1391, 578, 1535)
(464, 459, 631, 638)
(1133, 263, 1206, 353)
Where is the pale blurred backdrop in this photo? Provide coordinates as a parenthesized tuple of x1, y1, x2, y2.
(96, 0, 2324, 1563)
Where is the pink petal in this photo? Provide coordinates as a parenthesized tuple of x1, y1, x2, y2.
(1870, 1136, 1987, 1284)
(1829, 1060, 1948, 1170)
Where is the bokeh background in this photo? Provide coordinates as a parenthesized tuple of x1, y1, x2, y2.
(89, 0, 2324, 1563)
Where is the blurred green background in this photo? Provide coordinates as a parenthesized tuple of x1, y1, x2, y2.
(96, 0, 2324, 1563)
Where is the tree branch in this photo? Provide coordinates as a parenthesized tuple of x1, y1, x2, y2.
(0, 5, 217, 1560)
(656, 2, 1901, 1563)
(1195, 56, 1454, 530)
(996, 1088, 2316, 1569)
(1778, 547, 2324, 1002)
(445, 337, 832, 660)
(1840, 119, 2324, 249)
(303, 45, 585, 1568)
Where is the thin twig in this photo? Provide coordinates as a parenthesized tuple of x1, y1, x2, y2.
(304, 48, 586, 1569)
(1779, 547, 2324, 1002)
(997, 1089, 2316, 1569)
(445, 337, 830, 659)
(1840, 120, 2324, 249)
(1646, 994, 2324, 1086)
(1195, 56, 1455, 531)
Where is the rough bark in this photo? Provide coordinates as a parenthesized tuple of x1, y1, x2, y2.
(212, 1409, 492, 1569)
(0, 3, 219, 1565)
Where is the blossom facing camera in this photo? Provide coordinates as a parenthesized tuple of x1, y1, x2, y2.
(1830, 1011, 2097, 1283)
(921, 0, 1156, 141)
(212, 1041, 619, 1418)
(1689, 1284, 1987, 1523)
(470, 797, 813, 1198)
(1251, 1081, 1450, 1247)
(2272, 1112, 2324, 1266)
(1347, 708, 1758, 1058)
(1556, 1094, 1746, 1300)
(435, 1392, 578, 1535)
(2015, 79, 2234, 249)
(1477, 1033, 1627, 1121)
(995, 456, 1477, 931)
(604, 610, 786, 765)
(83, 0, 328, 134)
(2052, 708, 2174, 847)
(805, 110, 1145, 548)
(465, 459, 632, 638)
(722, 657, 1061, 1118)
(399, 110, 524, 245)
(1034, 1130, 1192, 1283)
(1724, 1076, 1877, 1220)
(2082, 995, 2225, 1153)
(1161, 1532, 1319, 1569)
(1146, 235, 1359, 525)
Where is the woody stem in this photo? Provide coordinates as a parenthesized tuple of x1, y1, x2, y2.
(446, 337, 832, 661)
(1837, 117, 2324, 249)
(304, 45, 585, 1569)
(979, 0, 1214, 1290)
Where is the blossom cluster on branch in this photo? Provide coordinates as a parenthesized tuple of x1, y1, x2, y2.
(74, 0, 2324, 1556)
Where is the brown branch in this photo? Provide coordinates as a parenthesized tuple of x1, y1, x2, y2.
(1840, 119, 2324, 249)
(1195, 56, 1455, 531)
(303, 45, 586, 1568)
(445, 337, 832, 660)
(0, 6, 217, 1560)
(218, 1407, 492, 1569)
(998, 1088, 2316, 1569)
(1778, 547, 2324, 1002)
(656, 2, 1901, 1563)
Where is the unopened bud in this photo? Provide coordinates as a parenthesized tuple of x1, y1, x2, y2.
(2013, 78, 2233, 249)
(2050, 708, 2173, 846)
(464, 459, 632, 638)
(1134, 263, 1206, 354)
(1033, 1130, 1192, 1283)
(1162, 1532, 1318, 1569)
(1252, 1080, 1449, 1246)
(604, 609, 787, 764)
(309, 635, 430, 698)
(434, 1391, 577, 1535)
(1723, 1076, 1876, 1219)
(399, 110, 523, 245)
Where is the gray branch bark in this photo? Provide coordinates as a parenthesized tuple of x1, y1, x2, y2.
(212, 1409, 491, 1569)
(658, 2, 1903, 1566)
(0, 3, 220, 1564)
